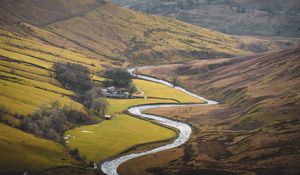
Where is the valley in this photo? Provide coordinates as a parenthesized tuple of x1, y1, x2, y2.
(0, 0, 299, 175)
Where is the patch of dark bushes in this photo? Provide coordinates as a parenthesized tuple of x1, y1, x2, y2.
(53, 62, 108, 117)
(0, 105, 8, 120)
(20, 102, 93, 143)
(53, 62, 92, 92)
(103, 68, 133, 89)
(69, 148, 84, 161)
(182, 143, 195, 162)
(79, 87, 107, 117)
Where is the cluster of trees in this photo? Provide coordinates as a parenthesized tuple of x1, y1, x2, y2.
(103, 68, 133, 89)
(79, 87, 107, 117)
(53, 62, 108, 117)
(53, 62, 92, 92)
(69, 148, 99, 168)
(20, 102, 92, 142)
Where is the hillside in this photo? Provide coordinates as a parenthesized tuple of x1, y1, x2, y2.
(127, 46, 300, 175)
(141, 46, 300, 129)
(0, 0, 231, 173)
(111, 0, 300, 37)
(0, 0, 255, 66)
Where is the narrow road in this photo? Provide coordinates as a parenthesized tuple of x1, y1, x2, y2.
(101, 67, 218, 175)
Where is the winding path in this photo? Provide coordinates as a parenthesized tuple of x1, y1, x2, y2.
(101, 67, 218, 175)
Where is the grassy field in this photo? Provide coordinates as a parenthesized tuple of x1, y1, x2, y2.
(65, 97, 177, 162)
(133, 79, 202, 103)
(0, 29, 105, 115)
(107, 98, 175, 114)
(0, 124, 75, 172)
(65, 78, 204, 163)
(0, 29, 103, 172)
(65, 114, 176, 162)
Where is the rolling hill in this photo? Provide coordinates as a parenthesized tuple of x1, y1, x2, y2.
(130, 46, 300, 175)
(111, 0, 300, 37)
(142, 46, 300, 129)
(0, 0, 253, 66)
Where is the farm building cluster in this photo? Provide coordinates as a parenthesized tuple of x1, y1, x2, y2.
(102, 86, 129, 98)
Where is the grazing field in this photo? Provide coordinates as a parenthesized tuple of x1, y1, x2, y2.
(0, 124, 74, 172)
(65, 114, 176, 162)
(65, 78, 205, 163)
(107, 98, 175, 114)
(0, 29, 103, 172)
(133, 79, 202, 103)
(66, 98, 176, 162)
(0, 58, 83, 116)
(0, 29, 106, 116)
(0, 79, 82, 115)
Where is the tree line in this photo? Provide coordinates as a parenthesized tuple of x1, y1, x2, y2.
(53, 62, 108, 117)
(103, 68, 133, 89)
(20, 102, 93, 143)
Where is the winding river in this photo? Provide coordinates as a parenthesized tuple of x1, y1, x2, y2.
(101, 67, 218, 175)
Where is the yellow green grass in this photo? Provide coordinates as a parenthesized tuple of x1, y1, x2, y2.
(0, 48, 52, 69)
(0, 29, 99, 172)
(0, 124, 74, 172)
(0, 65, 52, 83)
(1, 71, 72, 95)
(133, 79, 202, 103)
(65, 114, 176, 162)
(0, 59, 49, 76)
(65, 97, 176, 162)
(0, 79, 83, 115)
(0, 29, 104, 115)
(107, 98, 175, 114)
(0, 62, 82, 115)
(0, 29, 104, 70)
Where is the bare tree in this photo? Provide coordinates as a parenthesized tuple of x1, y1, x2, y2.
(172, 74, 178, 88)
(90, 98, 107, 117)
(128, 84, 136, 98)
(20, 102, 91, 142)
(134, 67, 139, 78)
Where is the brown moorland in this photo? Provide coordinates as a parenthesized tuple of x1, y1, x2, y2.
(120, 46, 300, 175)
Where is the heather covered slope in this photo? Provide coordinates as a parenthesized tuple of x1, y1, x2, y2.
(111, 0, 300, 37)
(142, 46, 300, 129)
(131, 46, 300, 175)
(0, 0, 251, 65)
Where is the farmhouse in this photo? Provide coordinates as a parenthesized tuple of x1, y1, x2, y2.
(104, 115, 111, 120)
(102, 86, 129, 98)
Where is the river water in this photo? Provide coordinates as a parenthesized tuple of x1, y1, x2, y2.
(101, 67, 217, 175)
